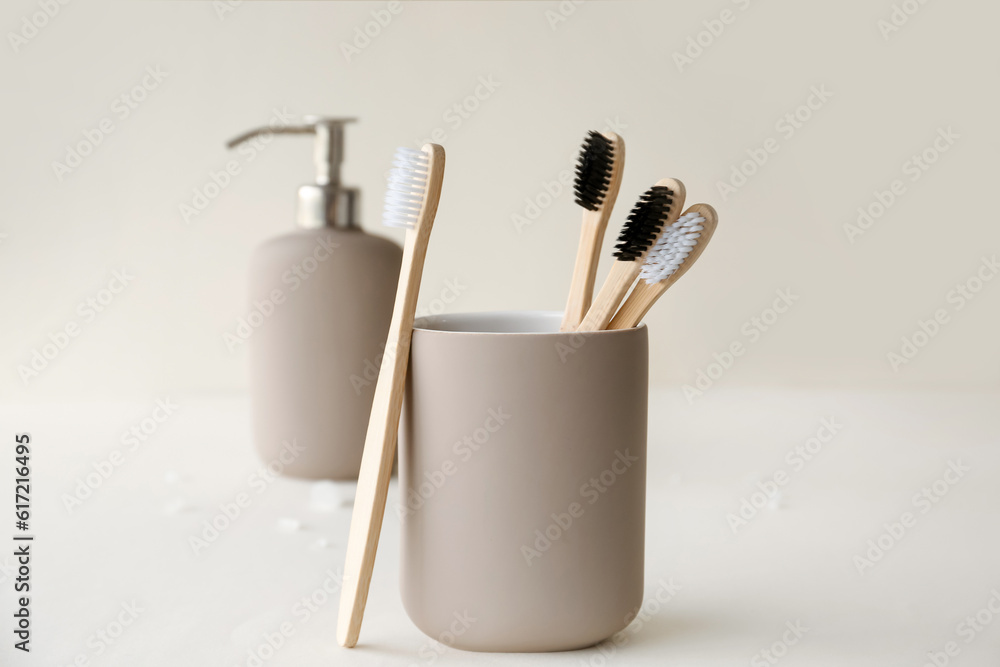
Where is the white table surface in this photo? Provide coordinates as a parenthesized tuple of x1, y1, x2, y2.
(3, 388, 998, 666)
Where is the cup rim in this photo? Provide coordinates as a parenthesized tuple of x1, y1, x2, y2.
(412, 310, 648, 336)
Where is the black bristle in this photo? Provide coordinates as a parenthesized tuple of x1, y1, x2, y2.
(573, 131, 614, 211)
(613, 186, 674, 261)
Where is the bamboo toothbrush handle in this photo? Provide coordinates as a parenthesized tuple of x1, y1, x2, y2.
(337, 231, 423, 649)
(338, 146, 444, 649)
(577, 261, 641, 332)
(607, 280, 663, 330)
(561, 209, 606, 330)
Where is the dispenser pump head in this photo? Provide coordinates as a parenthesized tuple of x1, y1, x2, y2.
(226, 116, 359, 229)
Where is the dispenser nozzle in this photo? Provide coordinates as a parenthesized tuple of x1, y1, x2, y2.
(227, 117, 360, 229)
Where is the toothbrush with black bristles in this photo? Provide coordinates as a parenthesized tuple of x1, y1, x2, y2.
(560, 131, 625, 331)
(576, 178, 685, 331)
(607, 203, 718, 330)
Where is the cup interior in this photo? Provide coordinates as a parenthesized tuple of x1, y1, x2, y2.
(413, 310, 645, 335)
(413, 310, 563, 334)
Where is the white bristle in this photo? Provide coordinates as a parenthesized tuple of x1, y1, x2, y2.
(383, 147, 430, 229)
(639, 212, 706, 284)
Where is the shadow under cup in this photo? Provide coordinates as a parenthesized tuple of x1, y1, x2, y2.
(399, 311, 648, 652)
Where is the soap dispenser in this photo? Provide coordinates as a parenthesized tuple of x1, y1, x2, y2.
(228, 117, 402, 479)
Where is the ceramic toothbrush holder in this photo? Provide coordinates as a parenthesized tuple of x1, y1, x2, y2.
(398, 311, 648, 652)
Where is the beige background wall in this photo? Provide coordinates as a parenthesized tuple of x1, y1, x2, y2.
(2, 0, 997, 399)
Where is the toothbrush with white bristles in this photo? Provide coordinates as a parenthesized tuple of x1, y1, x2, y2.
(576, 177, 685, 331)
(607, 203, 717, 330)
(338, 144, 445, 649)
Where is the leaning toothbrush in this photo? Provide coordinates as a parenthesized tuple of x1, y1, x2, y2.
(607, 203, 718, 330)
(576, 178, 685, 332)
(561, 131, 625, 331)
(338, 144, 445, 649)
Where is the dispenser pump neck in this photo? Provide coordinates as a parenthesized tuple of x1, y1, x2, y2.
(313, 120, 344, 186)
(226, 116, 360, 230)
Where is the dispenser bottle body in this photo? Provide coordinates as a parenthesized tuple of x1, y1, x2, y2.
(249, 228, 402, 479)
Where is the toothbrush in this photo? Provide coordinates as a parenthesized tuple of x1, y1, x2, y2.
(607, 203, 718, 330)
(338, 144, 445, 649)
(560, 131, 625, 331)
(576, 178, 685, 332)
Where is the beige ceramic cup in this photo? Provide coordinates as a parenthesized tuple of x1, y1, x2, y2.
(398, 311, 647, 652)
